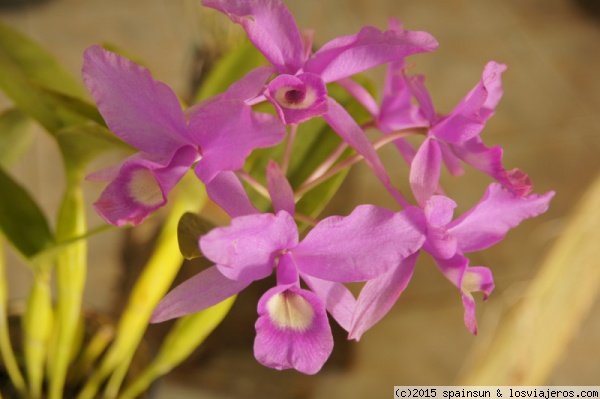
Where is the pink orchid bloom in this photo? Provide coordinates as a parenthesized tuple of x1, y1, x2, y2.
(152, 161, 427, 373)
(82, 46, 285, 226)
(350, 184, 554, 339)
(203, 0, 438, 205)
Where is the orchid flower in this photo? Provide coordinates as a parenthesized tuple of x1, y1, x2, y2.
(202, 0, 438, 204)
(152, 161, 427, 373)
(381, 58, 533, 197)
(350, 184, 555, 339)
(82, 46, 285, 226)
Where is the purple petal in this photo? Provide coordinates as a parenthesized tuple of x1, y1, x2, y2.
(82, 46, 190, 157)
(204, 171, 259, 218)
(202, 0, 305, 74)
(223, 66, 275, 102)
(449, 137, 533, 196)
(431, 62, 507, 144)
(424, 195, 456, 227)
(276, 252, 300, 286)
(93, 146, 197, 226)
(305, 25, 438, 83)
(190, 98, 286, 182)
(420, 196, 458, 259)
(439, 141, 465, 176)
(151, 266, 250, 323)
(461, 266, 495, 335)
(266, 160, 295, 215)
(255, 285, 333, 374)
(302, 274, 356, 332)
(409, 137, 442, 206)
(324, 98, 410, 206)
(406, 74, 436, 124)
(335, 77, 380, 118)
(200, 211, 298, 281)
(349, 252, 418, 341)
(264, 73, 328, 124)
(293, 205, 426, 282)
(378, 60, 430, 133)
(433, 254, 494, 335)
(448, 183, 555, 253)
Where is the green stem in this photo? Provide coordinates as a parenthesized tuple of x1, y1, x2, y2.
(281, 124, 297, 174)
(0, 238, 26, 395)
(76, 176, 206, 399)
(48, 179, 87, 399)
(23, 265, 53, 399)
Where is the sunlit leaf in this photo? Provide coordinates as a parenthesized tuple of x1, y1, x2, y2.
(0, 108, 34, 169)
(0, 166, 54, 259)
(177, 212, 216, 259)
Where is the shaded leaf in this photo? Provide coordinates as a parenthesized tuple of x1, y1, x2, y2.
(0, 108, 34, 169)
(193, 39, 268, 102)
(177, 212, 216, 259)
(0, 21, 85, 133)
(55, 124, 133, 178)
(0, 166, 54, 259)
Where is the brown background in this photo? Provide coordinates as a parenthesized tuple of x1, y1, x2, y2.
(1, 0, 599, 397)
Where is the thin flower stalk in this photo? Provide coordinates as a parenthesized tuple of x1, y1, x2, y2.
(295, 129, 418, 199)
(281, 124, 298, 174)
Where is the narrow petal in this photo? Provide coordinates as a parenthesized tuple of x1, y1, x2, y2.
(409, 137, 442, 206)
(266, 160, 295, 215)
(335, 77, 380, 118)
(448, 184, 555, 253)
(302, 274, 356, 332)
(431, 62, 507, 144)
(264, 73, 328, 124)
(461, 266, 495, 335)
(202, 0, 305, 74)
(93, 146, 197, 226)
(324, 97, 409, 205)
(200, 211, 298, 281)
(433, 255, 494, 335)
(449, 137, 533, 196)
(406, 74, 436, 124)
(293, 205, 426, 282)
(190, 99, 286, 182)
(255, 285, 333, 374)
(223, 65, 276, 101)
(204, 171, 259, 218)
(349, 252, 418, 341)
(305, 25, 438, 83)
(82, 46, 189, 156)
(151, 266, 250, 323)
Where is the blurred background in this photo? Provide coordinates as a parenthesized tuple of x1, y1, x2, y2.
(0, 0, 599, 397)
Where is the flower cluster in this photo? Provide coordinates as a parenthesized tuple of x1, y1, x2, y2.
(83, 0, 554, 374)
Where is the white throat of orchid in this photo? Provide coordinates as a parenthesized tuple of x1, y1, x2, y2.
(266, 291, 314, 332)
(128, 169, 163, 207)
(273, 85, 316, 110)
(461, 270, 482, 295)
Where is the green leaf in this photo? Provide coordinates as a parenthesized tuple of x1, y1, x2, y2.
(193, 39, 268, 102)
(0, 108, 34, 169)
(177, 212, 216, 260)
(37, 86, 106, 127)
(55, 124, 133, 178)
(0, 166, 54, 259)
(0, 21, 85, 133)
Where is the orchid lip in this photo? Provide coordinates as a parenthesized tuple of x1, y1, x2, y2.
(266, 290, 314, 332)
(128, 168, 164, 207)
